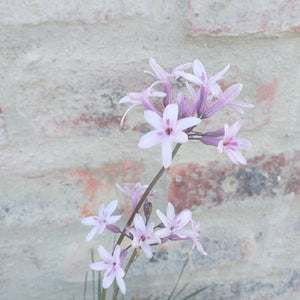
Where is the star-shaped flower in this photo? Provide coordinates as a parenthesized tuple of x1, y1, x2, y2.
(116, 182, 155, 208)
(175, 59, 229, 98)
(138, 104, 201, 168)
(81, 200, 121, 242)
(217, 119, 252, 165)
(129, 214, 161, 258)
(90, 245, 126, 294)
(119, 83, 165, 126)
(155, 202, 198, 239)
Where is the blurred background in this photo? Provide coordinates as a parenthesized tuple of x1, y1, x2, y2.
(0, 0, 299, 299)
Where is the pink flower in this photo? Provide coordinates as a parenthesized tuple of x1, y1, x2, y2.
(138, 104, 201, 168)
(155, 202, 198, 239)
(217, 119, 252, 165)
(81, 200, 121, 242)
(129, 214, 161, 258)
(145, 58, 193, 106)
(90, 245, 126, 294)
(203, 84, 253, 118)
(175, 59, 229, 98)
(191, 220, 207, 255)
(116, 182, 155, 208)
(145, 57, 193, 83)
(119, 83, 165, 126)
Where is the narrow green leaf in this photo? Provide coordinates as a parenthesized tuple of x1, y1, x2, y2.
(83, 272, 88, 300)
(173, 282, 188, 299)
(91, 248, 95, 300)
(167, 258, 189, 300)
(145, 295, 152, 300)
(97, 272, 101, 300)
(181, 286, 208, 300)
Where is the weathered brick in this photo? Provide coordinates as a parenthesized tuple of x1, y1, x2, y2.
(187, 0, 300, 36)
(167, 151, 300, 212)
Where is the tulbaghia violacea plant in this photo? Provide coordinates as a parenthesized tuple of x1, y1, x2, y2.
(81, 58, 253, 298)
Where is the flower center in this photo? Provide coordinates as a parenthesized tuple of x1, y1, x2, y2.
(165, 128, 173, 135)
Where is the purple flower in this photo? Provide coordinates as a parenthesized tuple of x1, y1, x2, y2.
(119, 82, 165, 126)
(217, 119, 252, 165)
(90, 245, 126, 294)
(138, 103, 201, 168)
(116, 182, 155, 208)
(191, 220, 207, 255)
(145, 58, 193, 106)
(175, 59, 229, 98)
(81, 200, 121, 242)
(155, 202, 198, 239)
(129, 214, 161, 258)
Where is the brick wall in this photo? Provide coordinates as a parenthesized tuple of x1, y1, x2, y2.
(0, 1, 299, 299)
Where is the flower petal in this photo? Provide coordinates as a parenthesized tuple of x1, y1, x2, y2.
(172, 130, 188, 144)
(138, 130, 165, 149)
(81, 216, 98, 226)
(175, 209, 192, 228)
(141, 243, 153, 258)
(212, 64, 230, 82)
(156, 209, 169, 226)
(149, 57, 167, 81)
(103, 268, 115, 289)
(236, 138, 252, 149)
(85, 226, 98, 242)
(229, 119, 243, 137)
(133, 214, 146, 232)
(116, 270, 126, 294)
(161, 140, 173, 168)
(98, 245, 113, 262)
(224, 148, 240, 165)
(144, 110, 164, 129)
(175, 71, 202, 85)
(163, 104, 178, 129)
(149, 91, 166, 98)
(193, 59, 207, 82)
(176, 117, 201, 131)
(89, 261, 108, 271)
(155, 227, 172, 239)
(120, 103, 139, 126)
(223, 83, 243, 104)
(166, 202, 176, 221)
(107, 215, 122, 224)
(105, 200, 118, 217)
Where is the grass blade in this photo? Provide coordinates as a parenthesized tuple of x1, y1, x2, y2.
(91, 249, 95, 300)
(97, 271, 101, 300)
(181, 286, 208, 300)
(83, 272, 88, 300)
(173, 282, 188, 299)
(167, 258, 188, 300)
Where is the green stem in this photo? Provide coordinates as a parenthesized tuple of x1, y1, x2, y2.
(101, 288, 106, 300)
(112, 249, 138, 300)
(115, 143, 182, 248)
(110, 143, 182, 299)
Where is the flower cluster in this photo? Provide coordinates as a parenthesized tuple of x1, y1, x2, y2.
(82, 198, 206, 294)
(81, 58, 253, 297)
(121, 58, 253, 167)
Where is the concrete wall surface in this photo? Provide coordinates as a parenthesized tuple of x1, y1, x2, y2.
(0, 0, 299, 299)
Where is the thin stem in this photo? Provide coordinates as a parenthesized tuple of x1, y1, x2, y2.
(110, 143, 182, 299)
(115, 143, 182, 248)
(112, 249, 138, 300)
(101, 288, 106, 300)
